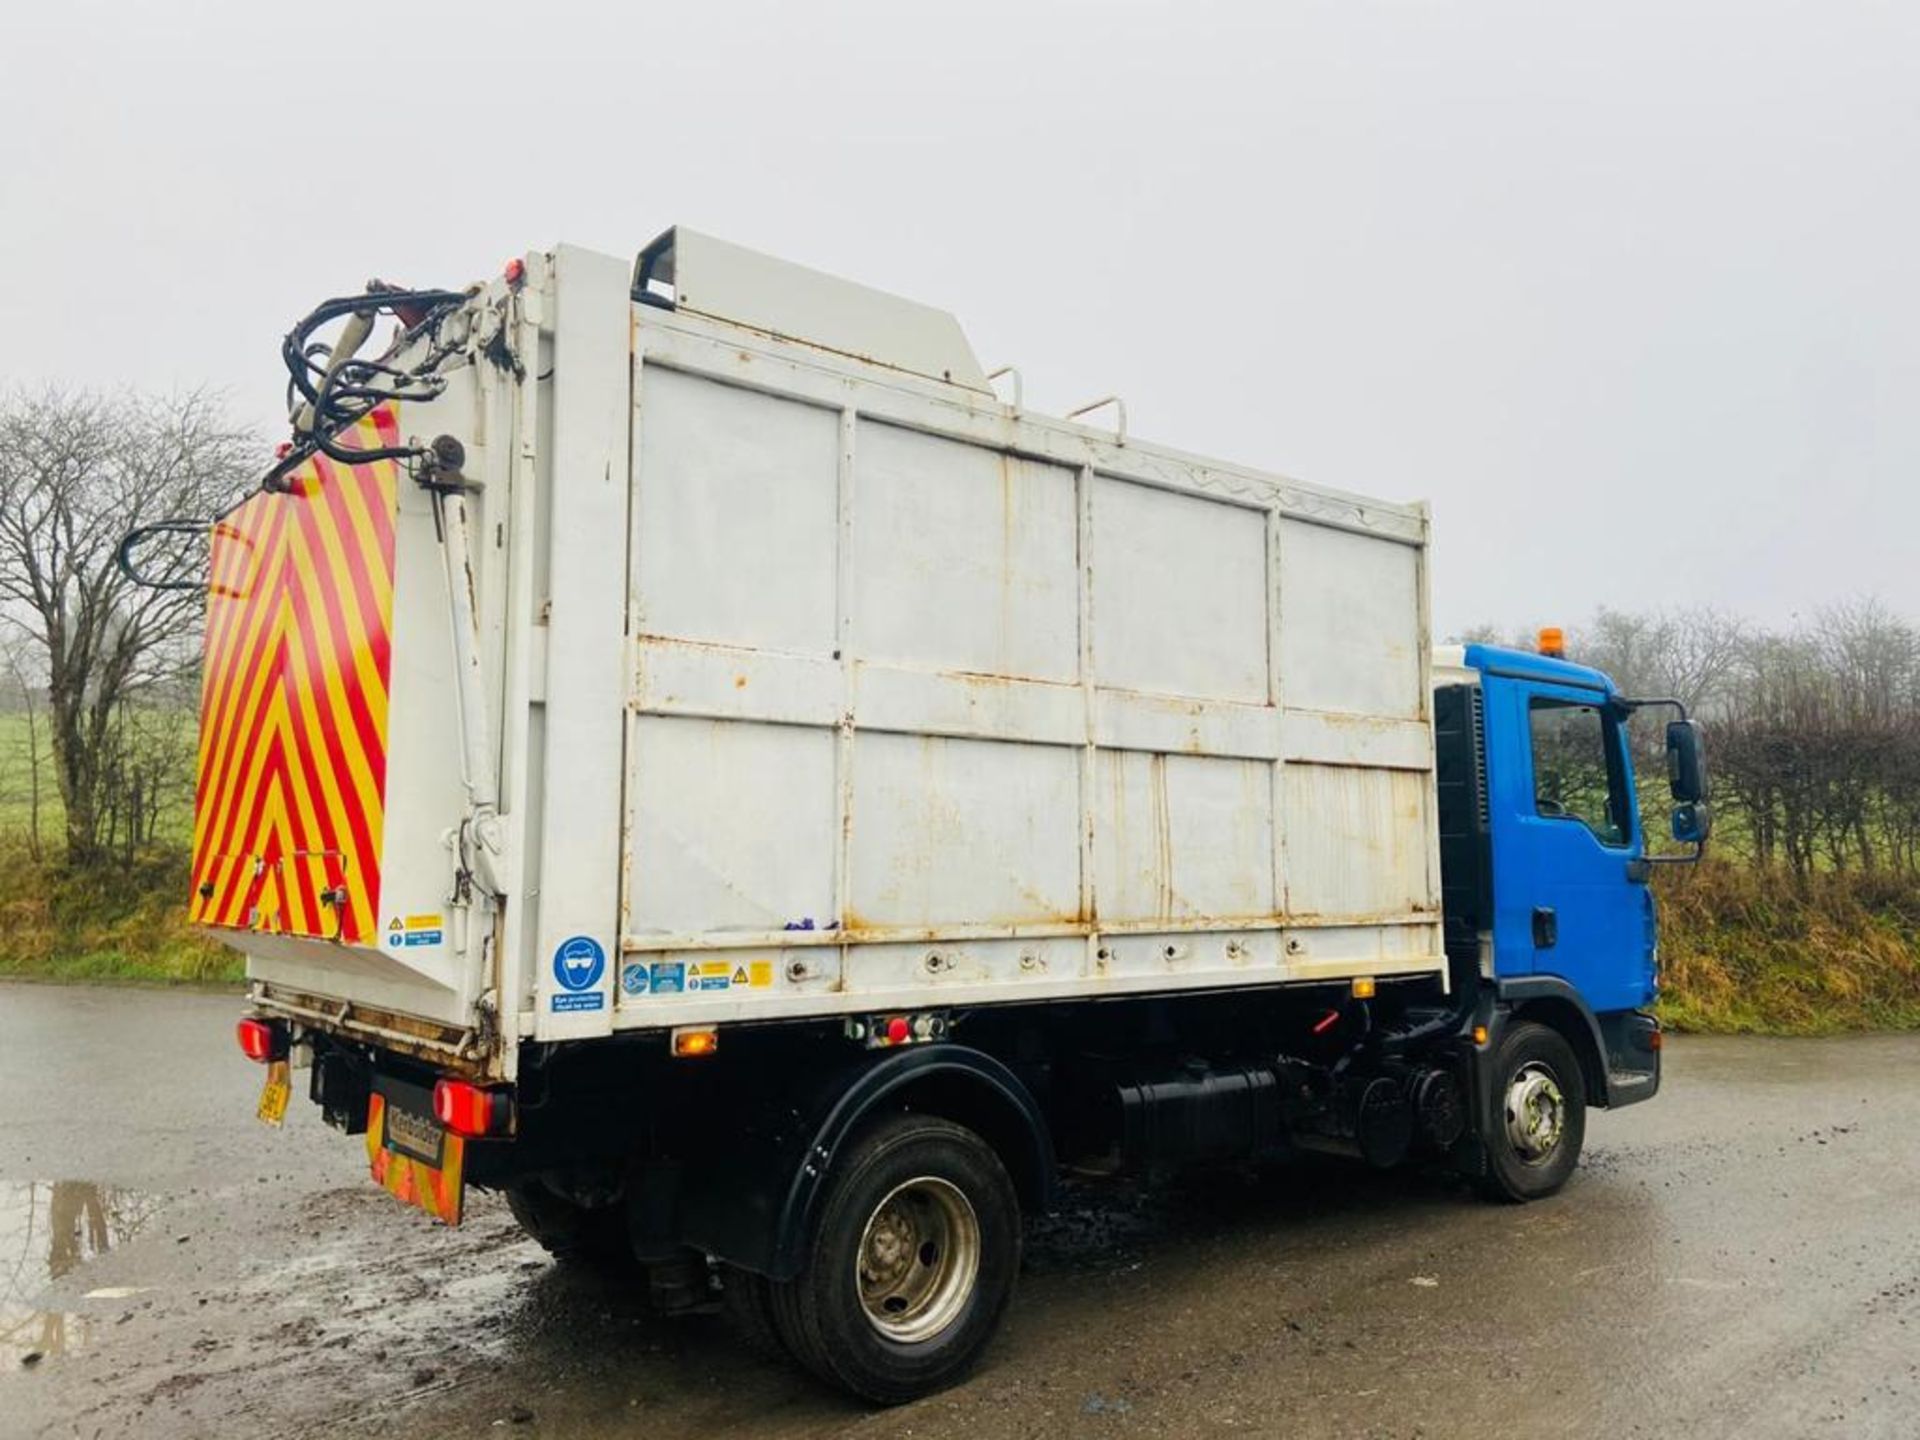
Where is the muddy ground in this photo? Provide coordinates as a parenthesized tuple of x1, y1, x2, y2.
(3, 981, 1917, 1439)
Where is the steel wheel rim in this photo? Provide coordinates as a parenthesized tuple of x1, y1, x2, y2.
(855, 1176, 980, 1344)
(1504, 1062, 1566, 1165)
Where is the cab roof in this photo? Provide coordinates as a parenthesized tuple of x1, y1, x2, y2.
(1461, 642, 1619, 695)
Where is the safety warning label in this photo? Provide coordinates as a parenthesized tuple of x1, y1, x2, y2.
(618, 957, 775, 998)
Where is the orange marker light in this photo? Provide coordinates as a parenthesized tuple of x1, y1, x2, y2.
(671, 1025, 719, 1058)
(1472, 1025, 1490, 1046)
(1537, 626, 1566, 658)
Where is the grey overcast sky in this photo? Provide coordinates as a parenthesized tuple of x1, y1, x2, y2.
(3, 1, 1915, 636)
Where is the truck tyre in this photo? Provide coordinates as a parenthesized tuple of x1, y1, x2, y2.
(768, 1112, 1020, 1404)
(720, 1267, 790, 1360)
(503, 1180, 633, 1266)
(1478, 1021, 1586, 1202)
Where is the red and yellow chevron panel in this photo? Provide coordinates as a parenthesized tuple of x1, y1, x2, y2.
(190, 407, 401, 944)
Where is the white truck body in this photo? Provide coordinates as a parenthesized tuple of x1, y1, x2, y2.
(222, 231, 1443, 1077)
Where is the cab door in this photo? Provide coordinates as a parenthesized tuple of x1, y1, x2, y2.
(1484, 676, 1654, 1014)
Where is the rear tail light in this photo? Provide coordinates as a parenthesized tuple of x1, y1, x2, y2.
(236, 1017, 288, 1063)
(432, 1079, 513, 1138)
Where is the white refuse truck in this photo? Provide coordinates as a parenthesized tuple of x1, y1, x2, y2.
(123, 228, 1701, 1401)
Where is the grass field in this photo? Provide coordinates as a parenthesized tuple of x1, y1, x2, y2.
(0, 711, 237, 983)
(0, 709, 198, 850)
(0, 710, 59, 846)
(0, 705, 238, 987)
(1654, 860, 1920, 1034)
(0, 843, 240, 986)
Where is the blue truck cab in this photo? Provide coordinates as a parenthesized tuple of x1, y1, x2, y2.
(1433, 639, 1710, 1181)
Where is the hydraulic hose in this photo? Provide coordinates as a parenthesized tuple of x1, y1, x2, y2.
(116, 281, 474, 590)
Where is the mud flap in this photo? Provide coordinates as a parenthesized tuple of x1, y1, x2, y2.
(1449, 1133, 1491, 1182)
(1597, 1010, 1662, 1108)
(366, 1076, 466, 1225)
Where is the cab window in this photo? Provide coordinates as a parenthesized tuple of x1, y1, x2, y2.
(1529, 698, 1629, 845)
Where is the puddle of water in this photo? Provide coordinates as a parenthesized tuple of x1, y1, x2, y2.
(2, 1180, 161, 1372)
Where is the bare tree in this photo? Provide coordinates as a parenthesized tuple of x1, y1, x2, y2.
(1704, 605, 1920, 878)
(1450, 603, 1920, 882)
(0, 388, 256, 868)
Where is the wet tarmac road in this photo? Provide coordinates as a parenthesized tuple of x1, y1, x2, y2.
(4, 981, 1918, 1440)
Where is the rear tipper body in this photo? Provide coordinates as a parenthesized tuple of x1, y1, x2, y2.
(184, 231, 1693, 1401)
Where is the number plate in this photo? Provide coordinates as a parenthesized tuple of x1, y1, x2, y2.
(256, 1060, 292, 1127)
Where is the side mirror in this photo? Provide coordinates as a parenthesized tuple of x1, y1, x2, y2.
(1671, 800, 1711, 845)
(1666, 719, 1707, 804)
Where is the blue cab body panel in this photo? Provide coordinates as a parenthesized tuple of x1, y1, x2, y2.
(1464, 644, 1658, 1016)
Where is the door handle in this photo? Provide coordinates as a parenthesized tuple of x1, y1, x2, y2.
(1532, 907, 1558, 948)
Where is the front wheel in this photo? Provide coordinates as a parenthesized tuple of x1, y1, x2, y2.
(769, 1113, 1021, 1404)
(1478, 1021, 1586, 1201)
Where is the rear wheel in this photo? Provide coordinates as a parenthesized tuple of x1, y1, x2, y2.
(503, 1180, 633, 1265)
(720, 1266, 789, 1359)
(769, 1113, 1020, 1404)
(1478, 1021, 1586, 1201)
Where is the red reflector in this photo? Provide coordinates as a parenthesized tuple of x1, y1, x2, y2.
(432, 1079, 508, 1138)
(236, 1017, 285, 1062)
(885, 1016, 911, 1046)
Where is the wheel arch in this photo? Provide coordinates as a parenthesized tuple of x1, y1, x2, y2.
(867, 1065, 1053, 1213)
(683, 1043, 1053, 1281)
(1499, 978, 1611, 1107)
(771, 1047, 1052, 1273)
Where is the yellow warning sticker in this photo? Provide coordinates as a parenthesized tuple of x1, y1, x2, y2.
(385, 912, 446, 951)
(662, 958, 780, 992)
(685, 960, 732, 992)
